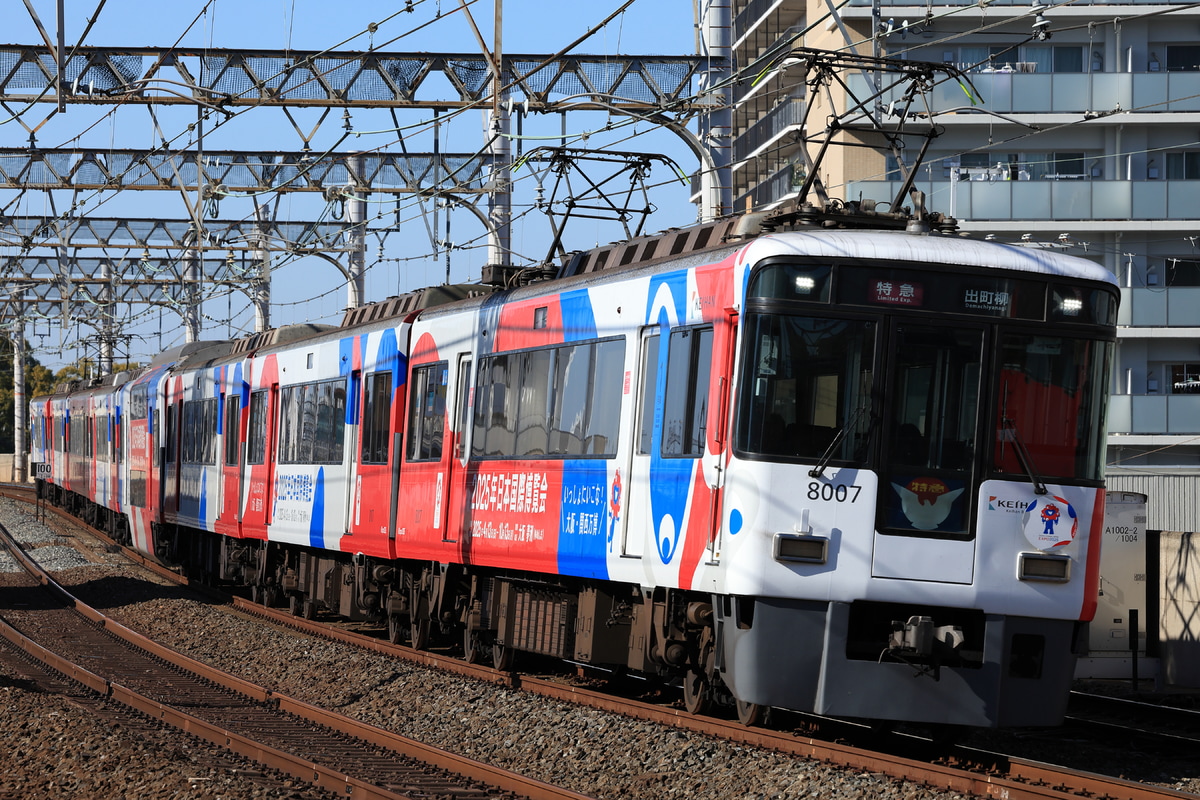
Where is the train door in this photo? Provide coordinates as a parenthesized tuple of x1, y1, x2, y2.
(446, 355, 472, 539)
(400, 357, 453, 540)
(624, 329, 658, 557)
(873, 321, 985, 583)
(217, 390, 241, 536)
(625, 324, 716, 568)
(164, 393, 182, 516)
(705, 309, 738, 565)
(239, 384, 277, 536)
(343, 370, 361, 538)
(349, 367, 399, 550)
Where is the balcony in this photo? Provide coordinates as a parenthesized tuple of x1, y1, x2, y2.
(1108, 394, 1200, 435)
(845, 179, 1200, 222)
(1120, 288, 1200, 327)
(735, 162, 799, 209)
(733, 97, 804, 164)
(846, 71, 1200, 115)
(734, 0, 796, 42)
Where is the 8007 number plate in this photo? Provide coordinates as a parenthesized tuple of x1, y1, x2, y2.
(807, 482, 861, 502)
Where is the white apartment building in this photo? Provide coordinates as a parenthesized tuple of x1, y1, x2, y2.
(729, 0, 1200, 532)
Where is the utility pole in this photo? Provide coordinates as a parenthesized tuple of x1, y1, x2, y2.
(184, 244, 201, 343)
(12, 319, 25, 482)
(699, 0, 732, 220)
(459, 0, 512, 277)
(346, 153, 367, 309)
(98, 259, 114, 376)
(253, 202, 272, 332)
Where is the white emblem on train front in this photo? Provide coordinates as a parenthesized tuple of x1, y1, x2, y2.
(1021, 495, 1078, 550)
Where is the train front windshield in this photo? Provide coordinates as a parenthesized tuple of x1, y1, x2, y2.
(736, 260, 1115, 537)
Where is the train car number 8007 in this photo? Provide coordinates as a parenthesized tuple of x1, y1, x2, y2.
(807, 482, 861, 502)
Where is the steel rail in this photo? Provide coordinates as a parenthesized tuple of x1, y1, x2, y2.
(9, 485, 1197, 800)
(0, 510, 596, 800)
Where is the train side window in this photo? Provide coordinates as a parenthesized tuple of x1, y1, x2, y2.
(224, 394, 239, 466)
(453, 358, 471, 460)
(662, 326, 713, 458)
(516, 350, 552, 457)
(474, 354, 517, 457)
(182, 398, 218, 464)
(552, 345, 588, 455)
(279, 379, 347, 464)
(313, 381, 346, 463)
(166, 404, 177, 464)
(587, 339, 624, 455)
(406, 362, 449, 462)
(473, 337, 624, 460)
(246, 390, 268, 465)
(361, 371, 393, 464)
(636, 334, 661, 455)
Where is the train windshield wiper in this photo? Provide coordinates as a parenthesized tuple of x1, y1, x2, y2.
(809, 405, 868, 479)
(1002, 417, 1047, 495)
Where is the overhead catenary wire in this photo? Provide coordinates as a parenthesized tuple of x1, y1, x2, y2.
(10, 0, 1200, 367)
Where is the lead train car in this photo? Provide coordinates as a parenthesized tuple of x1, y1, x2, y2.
(32, 218, 1119, 729)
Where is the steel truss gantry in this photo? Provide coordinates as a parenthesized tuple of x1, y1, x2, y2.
(0, 148, 490, 194)
(0, 45, 709, 111)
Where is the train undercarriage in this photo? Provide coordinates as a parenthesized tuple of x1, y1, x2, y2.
(140, 515, 757, 720)
(36, 480, 1074, 729)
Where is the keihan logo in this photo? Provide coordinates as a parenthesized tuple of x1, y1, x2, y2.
(988, 496, 1027, 512)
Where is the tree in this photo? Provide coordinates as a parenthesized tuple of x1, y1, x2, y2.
(0, 337, 60, 453)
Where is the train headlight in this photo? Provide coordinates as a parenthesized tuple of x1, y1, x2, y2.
(773, 533, 828, 564)
(1018, 551, 1071, 582)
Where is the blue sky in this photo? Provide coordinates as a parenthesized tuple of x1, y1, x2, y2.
(5, 1, 703, 369)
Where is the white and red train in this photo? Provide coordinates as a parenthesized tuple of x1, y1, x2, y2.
(30, 210, 1119, 728)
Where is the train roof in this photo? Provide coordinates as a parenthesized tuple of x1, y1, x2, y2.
(742, 229, 1119, 287)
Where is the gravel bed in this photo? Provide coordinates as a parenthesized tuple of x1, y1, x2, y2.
(3, 503, 1197, 799)
(0, 668, 339, 800)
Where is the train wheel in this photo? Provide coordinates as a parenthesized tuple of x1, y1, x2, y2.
(386, 615, 404, 645)
(301, 599, 317, 620)
(682, 669, 711, 715)
(735, 697, 764, 727)
(288, 594, 302, 616)
(410, 618, 430, 651)
(463, 629, 484, 664)
(492, 642, 514, 671)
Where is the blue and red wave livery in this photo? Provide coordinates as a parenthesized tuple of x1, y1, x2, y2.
(31, 223, 1120, 729)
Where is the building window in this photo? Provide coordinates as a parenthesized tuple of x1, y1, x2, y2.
(1166, 152, 1200, 179)
(1171, 364, 1200, 393)
(1165, 258, 1200, 287)
(1166, 45, 1200, 72)
(1023, 45, 1084, 73)
(957, 45, 1016, 72)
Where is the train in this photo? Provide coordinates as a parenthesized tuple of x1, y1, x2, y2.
(30, 204, 1119, 728)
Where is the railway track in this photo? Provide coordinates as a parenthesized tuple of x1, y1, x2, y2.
(0, 511, 594, 800)
(6, 485, 1199, 800)
(1066, 690, 1200, 747)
